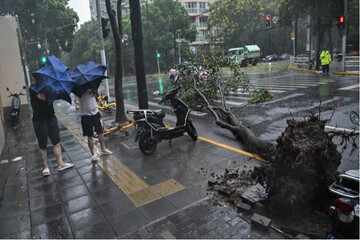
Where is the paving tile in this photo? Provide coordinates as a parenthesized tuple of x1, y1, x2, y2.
(28, 181, 58, 198)
(144, 219, 177, 236)
(28, 175, 55, 188)
(165, 187, 207, 210)
(81, 168, 110, 183)
(138, 198, 178, 222)
(73, 220, 117, 239)
(68, 206, 106, 232)
(77, 163, 102, 175)
(30, 203, 65, 227)
(31, 217, 73, 239)
(5, 230, 32, 239)
(109, 209, 149, 237)
(0, 202, 29, 220)
(69, 152, 91, 162)
(93, 186, 128, 205)
(59, 183, 90, 202)
(86, 177, 116, 193)
(72, 158, 92, 168)
(29, 192, 61, 212)
(0, 213, 31, 238)
(53, 167, 79, 182)
(100, 197, 135, 218)
(63, 194, 97, 215)
(56, 175, 84, 191)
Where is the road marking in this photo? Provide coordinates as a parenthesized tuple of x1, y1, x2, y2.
(237, 88, 286, 93)
(262, 93, 305, 105)
(338, 84, 359, 90)
(56, 110, 185, 208)
(197, 136, 269, 163)
(214, 100, 247, 106)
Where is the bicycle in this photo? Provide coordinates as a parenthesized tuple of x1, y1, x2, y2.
(94, 120, 134, 138)
(97, 95, 116, 112)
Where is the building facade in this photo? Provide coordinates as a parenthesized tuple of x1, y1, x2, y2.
(177, 0, 216, 47)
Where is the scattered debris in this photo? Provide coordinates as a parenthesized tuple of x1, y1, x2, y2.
(12, 156, 23, 162)
(251, 213, 272, 229)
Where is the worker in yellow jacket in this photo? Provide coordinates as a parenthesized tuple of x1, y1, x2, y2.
(320, 48, 331, 76)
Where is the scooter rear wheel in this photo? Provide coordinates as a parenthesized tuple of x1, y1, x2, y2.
(139, 131, 157, 155)
(187, 120, 198, 141)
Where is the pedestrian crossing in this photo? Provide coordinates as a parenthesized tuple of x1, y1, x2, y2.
(126, 74, 335, 119)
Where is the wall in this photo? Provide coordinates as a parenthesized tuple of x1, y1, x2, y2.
(0, 16, 28, 108)
(0, 92, 4, 156)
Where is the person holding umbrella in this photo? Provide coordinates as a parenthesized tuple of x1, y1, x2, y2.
(71, 61, 112, 162)
(31, 56, 75, 176)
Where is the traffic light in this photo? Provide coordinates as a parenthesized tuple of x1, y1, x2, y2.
(101, 18, 110, 39)
(265, 14, 271, 28)
(336, 15, 345, 30)
(156, 51, 161, 59)
(40, 56, 47, 64)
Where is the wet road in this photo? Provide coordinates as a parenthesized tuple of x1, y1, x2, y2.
(105, 64, 359, 172)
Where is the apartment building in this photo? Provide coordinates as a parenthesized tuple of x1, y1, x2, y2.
(178, 0, 216, 47)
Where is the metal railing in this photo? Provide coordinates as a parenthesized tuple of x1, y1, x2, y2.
(290, 56, 310, 68)
(186, 8, 197, 13)
(344, 56, 359, 72)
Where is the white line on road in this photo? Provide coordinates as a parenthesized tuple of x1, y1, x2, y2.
(338, 84, 359, 90)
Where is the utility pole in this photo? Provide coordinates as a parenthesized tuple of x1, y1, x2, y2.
(95, 0, 110, 99)
(178, 33, 181, 64)
(291, 20, 296, 57)
(15, 15, 31, 88)
(306, 15, 311, 69)
(341, 0, 348, 72)
(130, 0, 148, 109)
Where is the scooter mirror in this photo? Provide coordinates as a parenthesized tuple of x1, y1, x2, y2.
(23, 86, 26, 89)
(6, 88, 9, 91)
(153, 90, 160, 95)
(349, 111, 359, 126)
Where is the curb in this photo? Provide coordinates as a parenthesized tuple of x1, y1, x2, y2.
(333, 71, 360, 76)
(288, 66, 318, 74)
(290, 66, 360, 76)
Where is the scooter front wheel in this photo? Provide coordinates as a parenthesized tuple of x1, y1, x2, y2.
(139, 131, 157, 155)
(187, 120, 198, 141)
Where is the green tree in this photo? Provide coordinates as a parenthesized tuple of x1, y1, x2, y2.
(142, 0, 196, 71)
(0, 0, 78, 71)
(105, 0, 128, 123)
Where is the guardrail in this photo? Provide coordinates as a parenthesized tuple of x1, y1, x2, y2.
(344, 55, 359, 72)
(290, 56, 310, 68)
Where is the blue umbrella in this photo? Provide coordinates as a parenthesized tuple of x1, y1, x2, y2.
(70, 61, 108, 97)
(31, 56, 75, 105)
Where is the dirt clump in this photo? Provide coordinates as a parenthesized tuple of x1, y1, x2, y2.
(207, 117, 341, 238)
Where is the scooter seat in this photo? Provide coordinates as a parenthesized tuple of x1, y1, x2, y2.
(152, 109, 165, 118)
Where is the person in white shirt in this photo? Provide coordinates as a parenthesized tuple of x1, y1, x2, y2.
(79, 89, 112, 162)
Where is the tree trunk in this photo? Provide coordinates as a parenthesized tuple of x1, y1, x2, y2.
(294, 15, 298, 56)
(105, 0, 128, 123)
(315, 18, 324, 70)
(328, 30, 333, 59)
(172, 3, 177, 64)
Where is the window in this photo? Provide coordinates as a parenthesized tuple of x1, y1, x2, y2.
(199, 17, 207, 27)
(199, 2, 207, 9)
(185, 2, 197, 9)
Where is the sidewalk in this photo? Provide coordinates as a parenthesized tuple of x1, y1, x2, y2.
(0, 104, 286, 239)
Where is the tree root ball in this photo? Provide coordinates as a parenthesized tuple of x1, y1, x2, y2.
(266, 117, 341, 215)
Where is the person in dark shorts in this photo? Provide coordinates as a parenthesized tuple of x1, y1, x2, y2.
(30, 86, 74, 176)
(79, 89, 112, 162)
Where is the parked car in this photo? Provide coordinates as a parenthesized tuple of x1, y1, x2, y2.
(329, 170, 359, 199)
(263, 54, 279, 62)
(279, 53, 290, 60)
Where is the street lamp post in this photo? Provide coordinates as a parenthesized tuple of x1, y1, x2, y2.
(15, 15, 31, 87)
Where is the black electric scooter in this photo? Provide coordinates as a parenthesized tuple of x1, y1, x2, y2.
(127, 86, 197, 155)
(6, 86, 26, 124)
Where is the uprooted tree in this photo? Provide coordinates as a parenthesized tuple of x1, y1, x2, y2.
(169, 52, 276, 161)
(167, 52, 358, 219)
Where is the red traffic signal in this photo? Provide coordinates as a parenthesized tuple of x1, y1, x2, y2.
(338, 15, 345, 24)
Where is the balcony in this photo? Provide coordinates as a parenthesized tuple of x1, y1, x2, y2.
(196, 35, 209, 41)
(199, 8, 208, 13)
(186, 8, 198, 13)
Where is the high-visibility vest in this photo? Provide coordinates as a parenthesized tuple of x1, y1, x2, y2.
(320, 51, 331, 65)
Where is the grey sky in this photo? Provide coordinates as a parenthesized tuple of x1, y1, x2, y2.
(68, 0, 91, 26)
